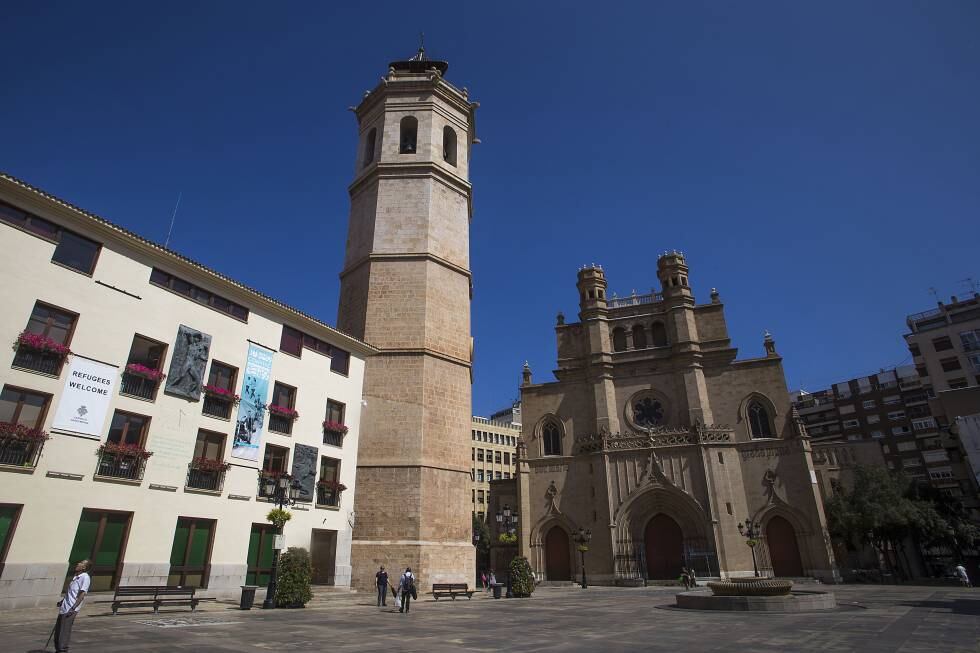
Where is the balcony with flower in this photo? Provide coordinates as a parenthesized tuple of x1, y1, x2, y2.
(0, 422, 50, 470)
(120, 363, 165, 401)
(267, 404, 298, 435)
(322, 420, 348, 447)
(316, 479, 346, 508)
(185, 456, 231, 493)
(12, 330, 71, 376)
(202, 384, 240, 420)
(95, 441, 153, 482)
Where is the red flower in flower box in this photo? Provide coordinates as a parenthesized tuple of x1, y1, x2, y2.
(317, 479, 347, 492)
(267, 404, 299, 420)
(202, 384, 241, 405)
(14, 331, 71, 357)
(124, 363, 166, 381)
(190, 456, 231, 472)
(0, 421, 50, 442)
(98, 441, 154, 459)
(321, 420, 349, 435)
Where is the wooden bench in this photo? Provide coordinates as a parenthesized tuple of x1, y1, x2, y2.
(105, 585, 201, 614)
(431, 583, 475, 600)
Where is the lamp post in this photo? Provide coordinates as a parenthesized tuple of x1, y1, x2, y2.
(262, 473, 303, 609)
(495, 505, 519, 598)
(737, 519, 761, 578)
(572, 527, 592, 589)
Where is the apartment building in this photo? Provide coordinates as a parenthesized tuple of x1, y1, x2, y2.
(906, 293, 980, 392)
(0, 174, 375, 608)
(470, 416, 520, 521)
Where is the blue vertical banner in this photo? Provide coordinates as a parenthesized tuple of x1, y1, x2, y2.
(232, 342, 274, 462)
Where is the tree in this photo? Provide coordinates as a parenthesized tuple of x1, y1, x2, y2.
(472, 513, 491, 569)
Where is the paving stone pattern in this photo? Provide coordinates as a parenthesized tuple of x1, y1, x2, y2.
(3, 585, 978, 652)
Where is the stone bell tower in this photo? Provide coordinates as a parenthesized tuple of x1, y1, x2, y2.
(337, 46, 478, 590)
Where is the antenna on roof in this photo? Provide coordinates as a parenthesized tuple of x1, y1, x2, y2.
(164, 192, 182, 249)
(927, 286, 939, 302)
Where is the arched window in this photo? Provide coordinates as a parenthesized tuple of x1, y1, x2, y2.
(363, 127, 377, 168)
(399, 116, 418, 154)
(443, 126, 457, 166)
(612, 328, 627, 352)
(651, 322, 668, 347)
(543, 422, 562, 456)
(632, 325, 647, 349)
(748, 402, 774, 438)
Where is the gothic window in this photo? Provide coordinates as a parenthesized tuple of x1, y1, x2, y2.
(651, 322, 668, 347)
(363, 127, 377, 168)
(748, 402, 774, 439)
(633, 397, 665, 428)
(543, 422, 562, 456)
(632, 325, 647, 349)
(399, 116, 418, 154)
(612, 328, 627, 352)
(443, 126, 457, 166)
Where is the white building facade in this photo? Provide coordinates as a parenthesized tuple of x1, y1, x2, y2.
(0, 173, 375, 609)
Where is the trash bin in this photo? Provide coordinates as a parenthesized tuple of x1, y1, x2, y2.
(240, 585, 259, 610)
(492, 583, 503, 599)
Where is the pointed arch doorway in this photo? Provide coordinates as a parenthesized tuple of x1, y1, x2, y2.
(545, 526, 571, 580)
(645, 514, 683, 580)
(766, 516, 804, 577)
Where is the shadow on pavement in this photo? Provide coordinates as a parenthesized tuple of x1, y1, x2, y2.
(900, 598, 980, 616)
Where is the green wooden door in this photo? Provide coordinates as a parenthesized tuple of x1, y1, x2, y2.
(0, 505, 22, 570)
(67, 510, 131, 592)
(246, 524, 275, 586)
(168, 518, 215, 587)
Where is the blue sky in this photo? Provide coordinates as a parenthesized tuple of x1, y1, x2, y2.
(3, 2, 978, 416)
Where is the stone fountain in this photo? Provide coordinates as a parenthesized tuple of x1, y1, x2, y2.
(675, 577, 836, 612)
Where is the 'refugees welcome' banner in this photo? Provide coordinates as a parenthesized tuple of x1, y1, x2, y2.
(52, 356, 118, 438)
(232, 342, 274, 462)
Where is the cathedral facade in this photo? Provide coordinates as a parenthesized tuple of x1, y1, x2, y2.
(516, 254, 840, 583)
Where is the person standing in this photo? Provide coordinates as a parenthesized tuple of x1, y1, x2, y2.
(481, 570, 488, 592)
(399, 567, 416, 614)
(488, 569, 497, 591)
(55, 559, 91, 653)
(375, 566, 389, 607)
(954, 564, 971, 588)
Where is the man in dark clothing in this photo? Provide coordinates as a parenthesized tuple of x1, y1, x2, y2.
(399, 568, 415, 613)
(375, 566, 389, 607)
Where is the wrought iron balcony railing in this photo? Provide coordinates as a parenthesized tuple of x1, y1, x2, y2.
(316, 486, 341, 507)
(202, 394, 233, 419)
(0, 437, 45, 468)
(268, 413, 293, 434)
(119, 373, 159, 401)
(95, 452, 147, 481)
(11, 348, 64, 375)
(185, 466, 226, 492)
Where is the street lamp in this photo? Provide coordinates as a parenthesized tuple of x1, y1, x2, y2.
(737, 519, 761, 578)
(572, 527, 592, 589)
(495, 505, 519, 598)
(262, 474, 303, 609)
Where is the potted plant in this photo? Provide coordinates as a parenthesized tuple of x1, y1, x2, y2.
(202, 384, 241, 405)
(13, 331, 72, 357)
(509, 556, 535, 598)
(316, 479, 347, 493)
(275, 547, 313, 608)
(124, 363, 166, 381)
(190, 457, 231, 472)
(499, 532, 518, 545)
(267, 508, 292, 529)
(321, 420, 348, 436)
(0, 422, 50, 443)
(267, 404, 299, 420)
(97, 442, 154, 459)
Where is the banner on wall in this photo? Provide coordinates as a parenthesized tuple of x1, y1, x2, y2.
(51, 356, 119, 438)
(232, 342, 274, 462)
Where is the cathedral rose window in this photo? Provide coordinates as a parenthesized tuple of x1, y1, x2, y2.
(633, 397, 665, 428)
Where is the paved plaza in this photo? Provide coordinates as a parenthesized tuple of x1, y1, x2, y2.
(2, 585, 978, 653)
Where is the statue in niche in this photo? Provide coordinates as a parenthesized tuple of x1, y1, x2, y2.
(165, 325, 212, 400)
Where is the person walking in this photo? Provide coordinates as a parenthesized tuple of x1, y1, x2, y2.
(488, 569, 497, 592)
(481, 570, 488, 592)
(375, 565, 389, 607)
(55, 559, 91, 653)
(954, 564, 971, 588)
(399, 567, 416, 614)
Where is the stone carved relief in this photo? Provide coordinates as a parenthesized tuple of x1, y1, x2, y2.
(763, 469, 785, 506)
(290, 444, 318, 503)
(165, 325, 212, 400)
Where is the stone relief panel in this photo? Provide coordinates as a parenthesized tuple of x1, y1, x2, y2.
(165, 325, 212, 400)
(291, 444, 318, 503)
